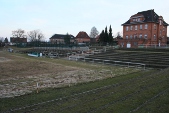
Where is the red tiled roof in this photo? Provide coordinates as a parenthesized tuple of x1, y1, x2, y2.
(76, 31, 90, 39)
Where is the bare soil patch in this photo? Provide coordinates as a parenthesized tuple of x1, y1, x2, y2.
(0, 52, 139, 98)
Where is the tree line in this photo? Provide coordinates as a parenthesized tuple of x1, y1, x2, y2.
(11, 29, 45, 42)
(98, 25, 114, 45)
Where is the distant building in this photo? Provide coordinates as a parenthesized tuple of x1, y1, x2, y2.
(50, 34, 75, 44)
(10, 37, 27, 45)
(118, 9, 168, 48)
(90, 35, 100, 43)
(75, 31, 90, 43)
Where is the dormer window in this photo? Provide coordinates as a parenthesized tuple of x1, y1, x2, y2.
(160, 20, 162, 25)
(138, 18, 140, 21)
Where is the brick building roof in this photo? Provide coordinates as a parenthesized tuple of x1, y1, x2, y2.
(76, 31, 90, 39)
(122, 9, 168, 26)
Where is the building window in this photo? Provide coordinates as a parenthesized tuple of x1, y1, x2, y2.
(130, 26, 133, 30)
(160, 30, 162, 36)
(145, 24, 148, 29)
(130, 35, 132, 39)
(126, 26, 129, 31)
(154, 35, 156, 39)
(144, 34, 148, 39)
(162, 36, 165, 41)
(135, 25, 137, 30)
(163, 26, 165, 31)
(139, 34, 142, 38)
(154, 24, 156, 29)
(138, 18, 140, 21)
(134, 42, 138, 46)
(134, 35, 137, 39)
(140, 25, 142, 30)
(126, 35, 128, 39)
(160, 20, 162, 25)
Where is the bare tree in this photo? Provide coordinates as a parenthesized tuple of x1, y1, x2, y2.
(27, 30, 44, 42)
(116, 32, 122, 39)
(12, 29, 26, 38)
(0, 37, 4, 42)
(90, 26, 99, 38)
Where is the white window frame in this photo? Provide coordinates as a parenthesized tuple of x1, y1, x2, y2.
(140, 25, 142, 30)
(154, 35, 156, 39)
(126, 26, 129, 31)
(138, 18, 140, 21)
(144, 34, 148, 39)
(126, 35, 128, 39)
(145, 24, 148, 29)
(139, 34, 142, 38)
(130, 26, 133, 30)
(130, 35, 132, 39)
(154, 24, 156, 29)
(135, 25, 137, 30)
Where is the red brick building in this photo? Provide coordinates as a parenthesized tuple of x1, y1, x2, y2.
(75, 31, 90, 43)
(118, 9, 168, 48)
(10, 37, 27, 45)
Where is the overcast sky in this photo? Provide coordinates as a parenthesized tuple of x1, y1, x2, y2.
(0, 0, 169, 41)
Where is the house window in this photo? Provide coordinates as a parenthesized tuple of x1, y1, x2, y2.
(126, 35, 128, 39)
(126, 26, 129, 31)
(163, 26, 165, 31)
(139, 34, 142, 38)
(154, 35, 156, 39)
(140, 25, 142, 30)
(138, 18, 140, 21)
(144, 34, 148, 39)
(130, 35, 132, 39)
(160, 30, 162, 36)
(134, 42, 138, 46)
(162, 36, 165, 41)
(134, 35, 137, 39)
(130, 26, 133, 30)
(154, 24, 156, 29)
(145, 24, 148, 29)
(135, 25, 137, 30)
(160, 20, 162, 25)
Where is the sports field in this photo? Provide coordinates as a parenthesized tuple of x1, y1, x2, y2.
(0, 50, 169, 112)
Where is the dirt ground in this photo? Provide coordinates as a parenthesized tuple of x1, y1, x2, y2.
(0, 51, 139, 98)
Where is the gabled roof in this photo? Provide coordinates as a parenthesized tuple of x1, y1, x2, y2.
(50, 34, 75, 39)
(76, 31, 90, 39)
(122, 9, 168, 26)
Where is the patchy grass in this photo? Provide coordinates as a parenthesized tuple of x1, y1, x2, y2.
(0, 51, 140, 99)
(1, 51, 168, 112)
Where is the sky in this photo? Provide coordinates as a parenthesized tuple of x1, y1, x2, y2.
(0, 0, 169, 41)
